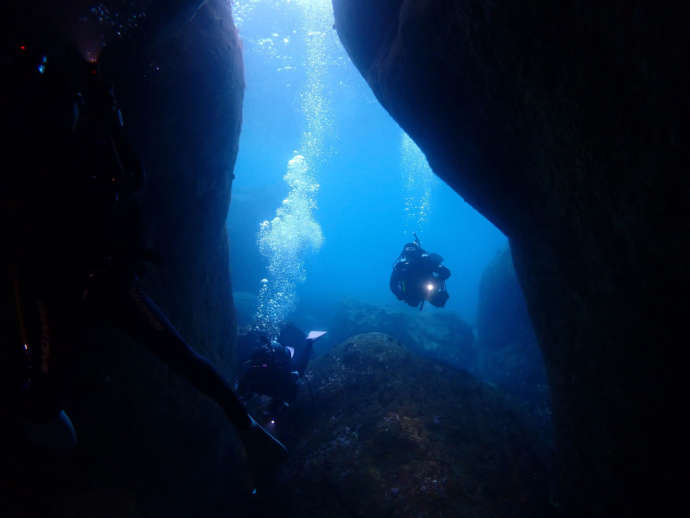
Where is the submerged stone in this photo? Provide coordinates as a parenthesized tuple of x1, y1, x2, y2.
(278, 332, 552, 517)
(326, 299, 476, 370)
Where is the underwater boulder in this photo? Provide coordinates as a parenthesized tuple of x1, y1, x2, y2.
(327, 299, 477, 370)
(476, 249, 551, 430)
(328, 298, 550, 436)
(279, 332, 552, 517)
(333, 0, 687, 515)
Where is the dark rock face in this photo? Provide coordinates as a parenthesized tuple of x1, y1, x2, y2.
(102, 0, 243, 372)
(332, 1, 687, 515)
(278, 333, 552, 518)
(2, 2, 247, 516)
(476, 249, 550, 429)
(85, 2, 246, 515)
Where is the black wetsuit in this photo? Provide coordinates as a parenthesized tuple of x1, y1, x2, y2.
(237, 324, 313, 407)
(390, 243, 451, 309)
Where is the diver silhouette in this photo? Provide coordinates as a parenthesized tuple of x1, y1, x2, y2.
(390, 234, 451, 310)
(237, 324, 326, 421)
(1, 35, 286, 471)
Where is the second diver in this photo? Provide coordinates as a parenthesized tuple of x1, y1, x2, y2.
(390, 234, 451, 310)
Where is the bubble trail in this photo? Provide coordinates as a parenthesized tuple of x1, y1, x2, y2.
(253, 0, 333, 337)
(255, 155, 323, 337)
(401, 132, 435, 237)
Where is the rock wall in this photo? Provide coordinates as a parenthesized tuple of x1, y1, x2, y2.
(102, 0, 242, 373)
(332, 1, 687, 515)
(3, 2, 248, 516)
(476, 249, 550, 430)
(94, 3, 246, 514)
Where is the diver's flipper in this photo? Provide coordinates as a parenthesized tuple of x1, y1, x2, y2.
(239, 414, 288, 473)
(306, 330, 327, 342)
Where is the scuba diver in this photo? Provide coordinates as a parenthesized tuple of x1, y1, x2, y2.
(0, 33, 286, 471)
(390, 234, 451, 310)
(237, 324, 326, 421)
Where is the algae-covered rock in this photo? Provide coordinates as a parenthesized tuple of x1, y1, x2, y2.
(326, 297, 550, 436)
(327, 300, 477, 370)
(278, 333, 552, 518)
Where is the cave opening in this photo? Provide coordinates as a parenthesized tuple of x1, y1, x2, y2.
(227, 0, 552, 461)
(229, 0, 506, 327)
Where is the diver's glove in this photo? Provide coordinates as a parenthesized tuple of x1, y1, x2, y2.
(237, 413, 288, 473)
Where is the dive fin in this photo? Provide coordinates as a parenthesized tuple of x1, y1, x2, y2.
(306, 330, 327, 341)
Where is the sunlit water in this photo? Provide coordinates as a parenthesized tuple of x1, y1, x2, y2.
(228, 0, 507, 332)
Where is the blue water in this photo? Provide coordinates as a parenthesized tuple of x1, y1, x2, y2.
(227, 0, 507, 333)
